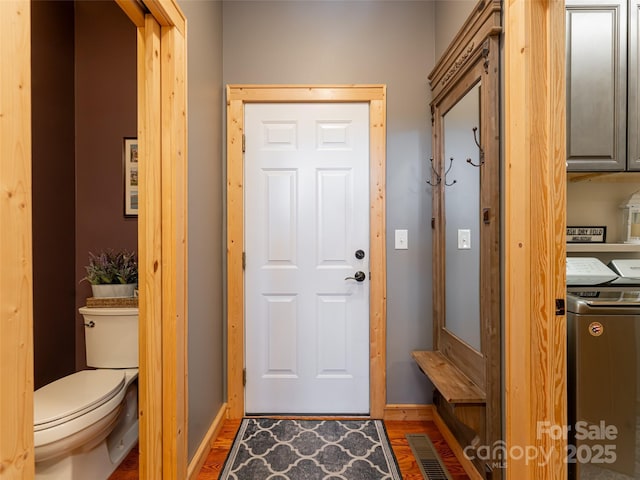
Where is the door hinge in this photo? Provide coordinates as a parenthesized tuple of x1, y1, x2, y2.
(243, 368, 246, 386)
(242, 252, 246, 270)
(431, 217, 435, 229)
(242, 134, 246, 153)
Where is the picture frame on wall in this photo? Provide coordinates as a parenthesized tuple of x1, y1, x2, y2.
(123, 137, 138, 217)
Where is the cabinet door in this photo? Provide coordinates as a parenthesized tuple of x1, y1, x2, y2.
(566, 0, 626, 171)
(628, 1, 640, 170)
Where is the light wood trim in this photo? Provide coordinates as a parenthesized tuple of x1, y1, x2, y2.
(226, 90, 245, 420)
(187, 403, 229, 480)
(412, 352, 485, 404)
(134, 2, 188, 477)
(432, 409, 484, 480)
(368, 95, 387, 419)
(567, 171, 640, 183)
(226, 85, 387, 419)
(504, 1, 567, 479)
(160, 24, 188, 480)
(138, 14, 163, 480)
(144, 0, 186, 36)
(115, 0, 146, 27)
(0, 1, 34, 478)
(226, 84, 386, 102)
(383, 404, 433, 422)
(504, 0, 532, 473)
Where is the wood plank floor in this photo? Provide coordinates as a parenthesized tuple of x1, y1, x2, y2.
(110, 419, 470, 479)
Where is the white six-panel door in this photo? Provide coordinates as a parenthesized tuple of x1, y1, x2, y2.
(244, 103, 370, 414)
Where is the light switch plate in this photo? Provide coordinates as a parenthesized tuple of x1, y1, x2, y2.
(458, 229, 471, 249)
(395, 229, 408, 250)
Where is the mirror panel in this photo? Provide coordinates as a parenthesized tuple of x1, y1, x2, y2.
(443, 82, 481, 351)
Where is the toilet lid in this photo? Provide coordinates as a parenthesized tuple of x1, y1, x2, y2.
(34, 370, 125, 430)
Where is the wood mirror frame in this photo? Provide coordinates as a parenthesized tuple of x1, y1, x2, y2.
(413, 1, 502, 478)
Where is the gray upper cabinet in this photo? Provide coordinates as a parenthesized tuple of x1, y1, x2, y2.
(566, 0, 627, 171)
(567, 0, 640, 171)
(628, 1, 640, 169)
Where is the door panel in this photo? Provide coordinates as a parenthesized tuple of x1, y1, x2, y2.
(245, 103, 370, 414)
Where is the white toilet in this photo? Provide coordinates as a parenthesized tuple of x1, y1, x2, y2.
(34, 307, 139, 479)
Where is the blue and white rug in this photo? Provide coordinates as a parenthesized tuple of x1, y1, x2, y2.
(219, 418, 402, 479)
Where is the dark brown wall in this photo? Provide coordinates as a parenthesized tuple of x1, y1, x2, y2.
(31, 0, 137, 386)
(31, 0, 76, 390)
(74, 1, 137, 369)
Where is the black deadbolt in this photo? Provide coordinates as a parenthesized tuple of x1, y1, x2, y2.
(355, 249, 365, 259)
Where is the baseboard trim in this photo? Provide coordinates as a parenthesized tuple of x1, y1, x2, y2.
(187, 402, 229, 480)
(432, 407, 483, 480)
(383, 404, 433, 421)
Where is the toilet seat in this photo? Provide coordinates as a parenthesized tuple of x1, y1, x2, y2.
(34, 370, 131, 456)
(35, 370, 125, 432)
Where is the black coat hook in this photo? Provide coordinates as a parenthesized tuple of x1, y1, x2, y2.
(427, 157, 457, 186)
(443, 157, 457, 186)
(426, 157, 440, 186)
(466, 127, 485, 167)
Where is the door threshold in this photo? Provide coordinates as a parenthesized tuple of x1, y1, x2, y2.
(244, 413, 372, 419)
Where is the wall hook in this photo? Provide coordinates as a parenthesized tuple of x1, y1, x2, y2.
(426, 157, 441, 186)
(443, 157, 457, 186)
(466, 126, 485, 167)
(427, 157, 457, 186)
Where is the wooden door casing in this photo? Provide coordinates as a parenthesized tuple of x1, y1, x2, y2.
(226, 85, 387, 419)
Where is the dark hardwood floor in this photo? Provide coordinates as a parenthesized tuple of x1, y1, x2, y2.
(110, 419, 470, 480)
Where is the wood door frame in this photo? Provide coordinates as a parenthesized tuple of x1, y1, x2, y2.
(0, 1, 188, 478)
(1, 2, 35, 478)
(118, 1, 189, 478)
(504, 0, 567, 478)
(226, 85, 387, 419)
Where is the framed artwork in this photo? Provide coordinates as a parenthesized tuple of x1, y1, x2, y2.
(123, 137, 138, 217)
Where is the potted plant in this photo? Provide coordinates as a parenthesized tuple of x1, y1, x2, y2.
(83, 249, 138, 298)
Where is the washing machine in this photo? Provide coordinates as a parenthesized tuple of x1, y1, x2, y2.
(567, 289, 640, 480)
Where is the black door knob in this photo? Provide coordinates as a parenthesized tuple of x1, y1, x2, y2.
(345, 271, 366, 282)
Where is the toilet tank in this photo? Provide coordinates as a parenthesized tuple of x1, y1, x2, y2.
(79, 307, 138, 368)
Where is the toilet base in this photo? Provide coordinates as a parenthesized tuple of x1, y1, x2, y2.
(35, 380, 138, 480)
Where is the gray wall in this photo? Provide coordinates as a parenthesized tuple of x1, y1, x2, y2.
(182, 0, 225, 460)
(222, 0, 437, 404)
(434, 0, 477, 59)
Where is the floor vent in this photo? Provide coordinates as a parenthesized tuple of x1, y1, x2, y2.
(406, 433, 454, 480)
